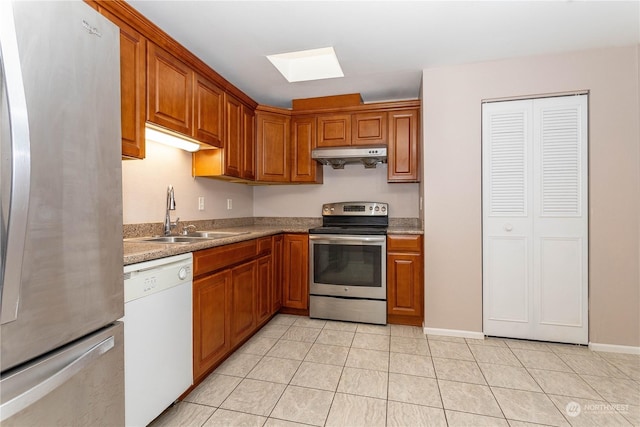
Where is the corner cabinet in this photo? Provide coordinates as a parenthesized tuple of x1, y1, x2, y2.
(256, 109, 291, 182)
(388, 109, 419, 182)
(387, 234, 423, 326)
(291, 116, 323, 183)
(191, 96, 255, 181)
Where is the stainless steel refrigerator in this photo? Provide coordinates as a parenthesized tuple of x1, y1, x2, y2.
(0, 1, 124, 425)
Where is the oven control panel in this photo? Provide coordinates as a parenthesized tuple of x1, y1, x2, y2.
(322, 201, 388, 216)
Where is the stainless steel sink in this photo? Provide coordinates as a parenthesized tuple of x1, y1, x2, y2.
(127, 236, 214, 244)
(125, 231, 249, 244)
(184, 231, 249, 238)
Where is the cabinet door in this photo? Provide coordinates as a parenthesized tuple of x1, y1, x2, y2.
(272, 235, 283, 313)
(98, 8, 146, 159)
(388, 109, 419, 182)
(291, 117, 322, 183)
(352, 112, 387, 146)
(230, 261, 257, 346)
(193, 270, 231, 381)
(224, 93, 243, 178)
(242, 105, 256, 180)
(256, 256, 272, 326)
(387, 235, 423, 326)
(282, 234, 309, 310)
(317, 114, 351, 147)
(256, 111, 290, 182)
(194, 74, 224, 147)
(147, 43, 193, 136)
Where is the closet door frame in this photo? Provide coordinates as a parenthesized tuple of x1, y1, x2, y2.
(482, 94, 588, 345)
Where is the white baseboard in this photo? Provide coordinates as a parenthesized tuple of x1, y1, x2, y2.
(589, 342, 640, 355)
(423, 327, 485, 340)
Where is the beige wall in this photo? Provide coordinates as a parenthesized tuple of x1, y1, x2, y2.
(422, 45, 640, 347)
(123, 142, 420, 223)
(122, 141, 253, 224)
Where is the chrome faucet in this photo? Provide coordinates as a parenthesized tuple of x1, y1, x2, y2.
(163, 185, 179, 235)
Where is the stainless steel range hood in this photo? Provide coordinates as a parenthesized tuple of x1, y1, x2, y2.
(311, 146, 387, 169)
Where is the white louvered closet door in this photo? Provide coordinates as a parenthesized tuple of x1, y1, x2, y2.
(483, 95, 588, 344)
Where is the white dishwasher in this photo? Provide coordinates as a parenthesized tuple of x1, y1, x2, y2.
(123, 253, 193, 427)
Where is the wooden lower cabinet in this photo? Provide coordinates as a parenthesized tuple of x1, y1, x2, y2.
(271, 235, 283, 312)
(192, 236, 283, 384)
(256, 255, 272, 326)
(387, 234, 424, 326)
(229, 261, 257, 347)
(282, 234, 309, 312)
(193, 270, 231, 382)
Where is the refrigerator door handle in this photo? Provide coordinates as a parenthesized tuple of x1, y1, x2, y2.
(0, 1, 32, 324)
(0, 335, 115, 421)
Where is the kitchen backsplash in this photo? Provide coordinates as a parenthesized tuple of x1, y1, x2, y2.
(122, 141, 420, 224)
(122, 217, 420, 239)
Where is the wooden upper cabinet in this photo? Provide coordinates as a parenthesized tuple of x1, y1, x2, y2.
(352, 112, 387, 146)
(194, 74, 224, 148)
(317, 114, 351, 147)
(97, 7, 146, 159)
(242, 105, 256, 180)
(291, 117, 322, 183)
(256, 110, 290, 182)
(388, 109, 419, 182)
(224, 93, 243, 178)
(147, 43, 193, 136)
(192, 96, 255, 181)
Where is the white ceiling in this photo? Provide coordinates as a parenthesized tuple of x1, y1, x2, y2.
(128, 1, 640, 108)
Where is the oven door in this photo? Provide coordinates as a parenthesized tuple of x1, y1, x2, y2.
(309, 234, 386, 300)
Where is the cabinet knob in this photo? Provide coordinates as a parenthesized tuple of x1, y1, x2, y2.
(504, 224, 513, 232)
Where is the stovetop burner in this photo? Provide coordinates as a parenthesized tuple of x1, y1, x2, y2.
(309, 202, 389, 235)
(308, 226, 387, 236)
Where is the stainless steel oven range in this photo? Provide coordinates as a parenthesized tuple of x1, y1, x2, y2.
(309, 202, 388, 325)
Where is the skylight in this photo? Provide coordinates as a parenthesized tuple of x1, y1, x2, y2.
(267, 47, 344, 83)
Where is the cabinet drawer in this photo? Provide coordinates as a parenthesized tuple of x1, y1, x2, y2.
(194, 240, 257, 276)
(257, 237, 272, 255)
(387, 235, 422, 252)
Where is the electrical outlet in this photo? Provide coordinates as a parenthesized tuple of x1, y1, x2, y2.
(198, 197, 205, 211)
(227, 198, 232, 210)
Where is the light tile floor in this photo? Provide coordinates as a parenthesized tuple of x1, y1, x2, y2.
(150, 314, 640, 427)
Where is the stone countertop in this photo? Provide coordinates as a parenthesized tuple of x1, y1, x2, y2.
(387, 226, 423, 235)
(123, 220, 424, 266)
(124, 225, 309, 266)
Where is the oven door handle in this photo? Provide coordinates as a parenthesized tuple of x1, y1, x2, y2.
(309, 235, 386, 244)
